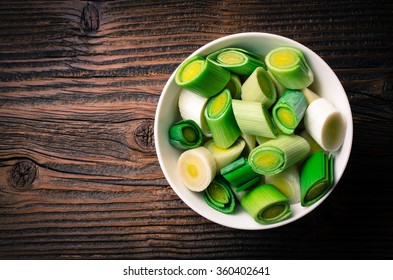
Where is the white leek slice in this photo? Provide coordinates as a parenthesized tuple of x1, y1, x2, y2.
(177, 147, 217, 192)
(178, 88, 211, 136)
(304, 98, 346, 152)
(204, 138, 245, 172)
(265, 165, 301, 204)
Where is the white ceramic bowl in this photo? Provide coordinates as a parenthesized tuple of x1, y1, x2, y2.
(154, 32, 353, 230)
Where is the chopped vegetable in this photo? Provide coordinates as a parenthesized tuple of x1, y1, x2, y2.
(248, 135, 310, 175)
(204, 89, 241, 149)
(241, 67, 277, 108)
(169, 119, 203, 149)
(175, 55, 230, 98)
(177, 146, 216, 192)
(304, 98, 346, 152)
(178, 88, 211, 136)
(221, 157, 261, 193)
(241, 184, 292, 224)
(232, 99, 277, 138)
(265, 47, 314, 89)
(207, 47, 266, 76)
(300, 151, 334, 206)
(204, 177, 236, 214)
(272, 89, 307, 135)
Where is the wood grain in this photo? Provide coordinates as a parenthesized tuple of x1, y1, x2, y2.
(1, 0, 393, 259)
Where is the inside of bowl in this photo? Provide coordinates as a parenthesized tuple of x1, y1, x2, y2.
(155, 33, 353, 230)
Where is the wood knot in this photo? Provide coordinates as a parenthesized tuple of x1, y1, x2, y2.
(10, 160, 38, 190)
(80, 3, 100, 33)
(134, 121, 155, 152)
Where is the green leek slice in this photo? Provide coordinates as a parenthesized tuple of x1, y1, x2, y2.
(265, 47, 314, 89)
(241, 184, 292, 224)
(300, 151, 334, 206)
(175, 56, 231, 98)
(272, 89, 307, 135)
(204, 177, 236, 214)
(169, 119, 203, 149)
(241, 67, 277, 109)
(248, 135, 310, 175)
(221, 157, 261, 193)
(232, 100, 277, 138)
(177, 147, 217, 192)
(207, 47, 266, 76)
(204, 138, 245, 172)
(204, 89, 241, 149)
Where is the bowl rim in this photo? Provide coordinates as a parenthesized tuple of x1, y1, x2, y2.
(154, 32, 353, 230)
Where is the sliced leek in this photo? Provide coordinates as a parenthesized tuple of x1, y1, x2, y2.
(175, 55, 230, 98)
(300, 151, 334, 206)
(221, 157, 261, 192)
(241, 67, 277, 109)
(232, 100, 277, 138)
(178, 88, 211, 136)
(265, 47, 314, 89)
(226, 74, 242, 99)
(304, 98, 346, 152)
(272, 89, 307, 135)
(204, 138, 245, 172)
(207, 47, 266, 76)
(248, 135, 310, 176)
(177, 146, 217, 192)
(204, 177, 235, 214)
(265, 165, 301, 204)
(169, 119, 203, 149)
(204, 89, 241, 149)
(241, 184, 292, 224)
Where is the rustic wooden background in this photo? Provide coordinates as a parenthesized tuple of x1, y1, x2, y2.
(1, 0, 392, 259)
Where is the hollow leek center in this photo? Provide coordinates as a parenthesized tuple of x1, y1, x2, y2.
(217, 51, 245, 65)
(209, 184, 229, 204)
(305, 181, 328, 201)
(208, 91, 228, 118)
(182, 127, 197, 143)
(180, 59, 205, 82)
(269, 50, 298, 69)
(323, 113, 344, 149)
(261, 204, 286, 219)
(277, 107, 296, 128)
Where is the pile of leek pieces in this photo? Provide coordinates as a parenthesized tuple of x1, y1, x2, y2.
(168, 46, 345, 225)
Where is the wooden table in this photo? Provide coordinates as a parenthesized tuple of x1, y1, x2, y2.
(1, 0, 392, 259)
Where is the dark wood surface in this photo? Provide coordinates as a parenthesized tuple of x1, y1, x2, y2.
(1, 0, 392, 259)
